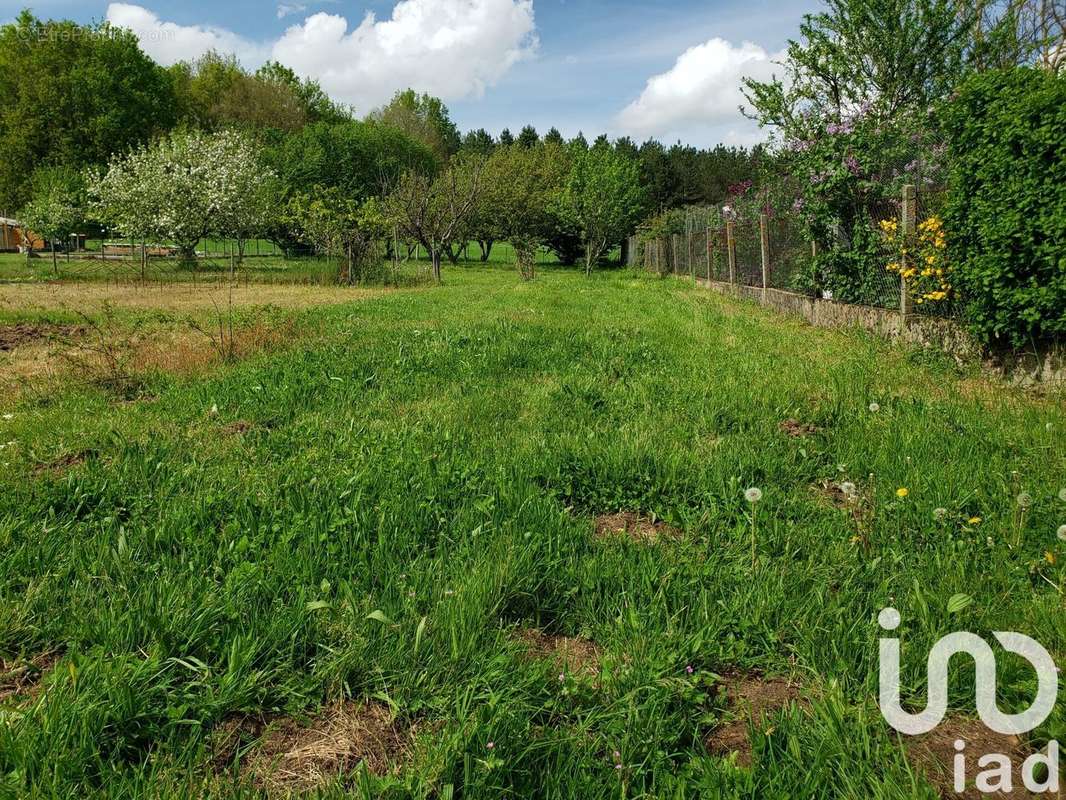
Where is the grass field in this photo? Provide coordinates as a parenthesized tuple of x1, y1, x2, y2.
(1, 264, 1064, 798)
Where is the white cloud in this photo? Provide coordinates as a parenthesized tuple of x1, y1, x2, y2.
(272, 0, 537, 110)
(617, 38, 782, 139)
(277, 3, 307, 20)
(106, 1, 537, 113)
(105, 3, 269, 67)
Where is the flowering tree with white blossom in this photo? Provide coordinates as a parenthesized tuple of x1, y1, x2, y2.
(90, 129, 276, 270)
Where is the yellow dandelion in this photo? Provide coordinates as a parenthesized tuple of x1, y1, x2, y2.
(896, 488, 909, 499)
(968, 516, 982, 526)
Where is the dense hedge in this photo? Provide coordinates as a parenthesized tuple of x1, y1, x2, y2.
(944, 68, 1066, 347)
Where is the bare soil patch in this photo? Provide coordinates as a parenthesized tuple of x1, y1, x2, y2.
(33, 450, 94, 476)
(0, 322, 83, 352)
(0, 652, 60, 704)
(212, 700, 412, 795)
(516, 628, 602, 677)
(593, 512, 680, 544)
(704, 673, 805, 767)
(779, 418, 821, 438)
(906, 717, 1038, 799)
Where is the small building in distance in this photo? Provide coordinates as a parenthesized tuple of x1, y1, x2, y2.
(0, 217, 46, 252)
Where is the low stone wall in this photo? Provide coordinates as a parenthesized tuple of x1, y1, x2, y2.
(698, 278, 1061, 386)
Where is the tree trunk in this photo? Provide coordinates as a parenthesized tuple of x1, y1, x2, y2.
(430, 247, 442, 284)
(346, 241, 353, 285)
(445, 243, 460, 265)
(51, 241, 58, 276)
(479, 239, 494, 262)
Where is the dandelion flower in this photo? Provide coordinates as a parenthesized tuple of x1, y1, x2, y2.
(933, 508, 948, 521)
(969, 517, 983, 526)
(869, 403, 881, 413)
(1057, 525, 1066, 542)
(745, 487, 763, 503)
(1045, 551, 1056, 566)
(1016, 493, 1033, 510)
(896, 488, 909, 499)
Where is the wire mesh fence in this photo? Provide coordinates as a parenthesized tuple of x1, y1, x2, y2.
(630, 181, 961, 320)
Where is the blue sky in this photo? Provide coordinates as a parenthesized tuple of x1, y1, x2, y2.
(3, 0, 819, 146)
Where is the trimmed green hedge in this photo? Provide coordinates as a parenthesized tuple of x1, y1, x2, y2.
(944, 67, 1066, 347)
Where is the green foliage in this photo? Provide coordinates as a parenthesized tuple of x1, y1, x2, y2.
(368, 89, 461, 163)
(17, 166, 86, 268)
(561, 148, 646, 275)
(480, 143, 570, 279)
(264, 120, 436, 205)
(943, 67, 1066, 346)
(0, 11, 176, 211)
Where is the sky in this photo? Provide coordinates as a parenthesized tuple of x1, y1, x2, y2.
(2, 0, 820, 147)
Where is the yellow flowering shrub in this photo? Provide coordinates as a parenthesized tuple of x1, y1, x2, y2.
(879, 215, 951, 306)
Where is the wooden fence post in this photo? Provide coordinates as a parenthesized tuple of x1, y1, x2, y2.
(725, 220, 737, 289)
(705, 226, 712, 282)
(688, 231, 696, 283)
(759, 213, 770, 301)
(900, 184, 916, 319)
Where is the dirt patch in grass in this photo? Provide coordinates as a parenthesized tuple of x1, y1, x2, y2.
(221, 420, 257, 436)
(704, 673, 805, 767)
(33, 450, 95, 476)
(0, 322, 84, 352)
(0, 652, 60, 704)
(517, 628, 602, 677)
(593, 512, 680, 544)
(906, 717, 1037, 799)
(212, 700, 412, 794)
(779, 418, 821, 438)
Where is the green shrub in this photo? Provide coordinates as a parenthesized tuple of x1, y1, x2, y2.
(943, 67, 1066, 347)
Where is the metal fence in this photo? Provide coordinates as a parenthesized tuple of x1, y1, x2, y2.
(628, 182, 953, 318)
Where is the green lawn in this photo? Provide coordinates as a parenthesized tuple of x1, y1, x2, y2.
(1, 265, 1063, 798)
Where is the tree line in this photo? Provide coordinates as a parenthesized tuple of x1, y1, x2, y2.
(0, 9, 766, 281)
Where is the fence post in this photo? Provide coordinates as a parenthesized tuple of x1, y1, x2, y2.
(759, 213, 770, 301)
(900, 184, 916, 320)
(688, 231, 696, 283)
(705, 226, 712, 282)
(726, 220, 737, 289)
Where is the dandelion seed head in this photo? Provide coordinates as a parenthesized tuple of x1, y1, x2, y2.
(869, 403, 881, 413)
(1057, 525, 1066, 542)
(744, 487, 763, 503)
(1017, 493, 1033, 509)
(933, 508, 948, 521)
(841, 482, 858, 498)
(1058, 489, 1066, 503)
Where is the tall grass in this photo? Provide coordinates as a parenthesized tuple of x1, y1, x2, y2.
(0, 266, 1062, 798)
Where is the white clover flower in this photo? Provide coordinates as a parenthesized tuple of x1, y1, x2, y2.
(933, 508, 949, 521)
(744, 487, 763, 503)
(1017, 493, 1033, 509)
(869, 403, 881, 413)
(986, 537, 995, 547)
(1, 413, 12, 420)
